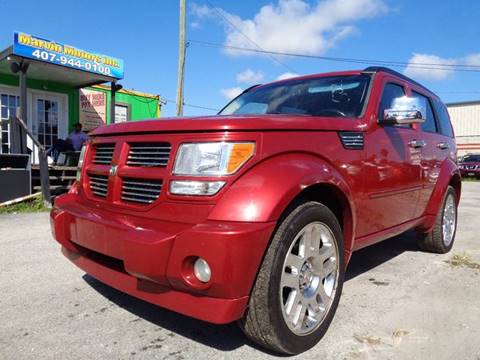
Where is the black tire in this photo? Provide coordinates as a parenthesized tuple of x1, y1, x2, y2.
(417, 186, 458, 254)
(239, 201, 345, 355)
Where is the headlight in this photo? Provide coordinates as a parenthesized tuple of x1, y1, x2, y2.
(76, 144, 87, 181)
(173, 142, 255, 176)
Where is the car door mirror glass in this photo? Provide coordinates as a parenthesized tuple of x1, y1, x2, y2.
(382, 96, 426, 125)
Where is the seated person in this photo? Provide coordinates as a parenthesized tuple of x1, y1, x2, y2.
(47, 123, 88, 164)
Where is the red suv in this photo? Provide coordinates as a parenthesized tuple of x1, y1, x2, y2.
(459, 154, 480, 178)
(51, 67, 461, 354)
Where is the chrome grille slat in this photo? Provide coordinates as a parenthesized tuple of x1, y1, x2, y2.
(127, 142, 171, 167)
(93, 144, 115, 165)
(121, 178, 162, 205)
(121, 196, 154, 204)
(89, 174, 109, 198)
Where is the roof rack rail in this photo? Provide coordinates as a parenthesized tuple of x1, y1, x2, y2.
(362, 66, 434, 95)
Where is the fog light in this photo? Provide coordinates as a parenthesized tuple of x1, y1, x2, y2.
(193, 258, 211, 283)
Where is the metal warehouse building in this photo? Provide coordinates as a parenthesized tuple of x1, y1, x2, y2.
(447, 100, 480, 156)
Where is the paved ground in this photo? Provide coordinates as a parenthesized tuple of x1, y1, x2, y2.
(1, 182, 479, 360)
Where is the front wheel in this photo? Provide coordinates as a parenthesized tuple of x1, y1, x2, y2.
(239, 201, 344, 354)
(417, 186, 458, 253)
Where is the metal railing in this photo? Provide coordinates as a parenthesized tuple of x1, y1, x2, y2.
(0, 116, 51, 205)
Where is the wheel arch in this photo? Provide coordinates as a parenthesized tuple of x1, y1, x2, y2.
(279, 183, 355, 265)
(208, 152, 357, 263)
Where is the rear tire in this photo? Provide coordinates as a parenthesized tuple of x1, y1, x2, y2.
(417, 186, 457, 254)
(239, 201, 344, 354)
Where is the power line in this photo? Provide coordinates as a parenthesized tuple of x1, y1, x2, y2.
(189, 39, 480, 73)
(164, 98, 219, 112)
(203, 0, 297, 73)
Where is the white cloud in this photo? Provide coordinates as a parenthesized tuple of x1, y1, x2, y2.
(193, 0, 387, 57)
(276, 72, 300, 80)
(220, 87, 243, 100)
(404, 54, 457, 81)
(236, 69, 264, 84)
(464, 53, 480, 66)
(190, 3, 214, 18)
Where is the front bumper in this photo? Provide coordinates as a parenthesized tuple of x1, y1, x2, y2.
(460, 169, 480, 177)
(51, 193, 276, 324)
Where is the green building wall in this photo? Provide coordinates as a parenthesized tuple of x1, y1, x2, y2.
(0, 73, 161, 133)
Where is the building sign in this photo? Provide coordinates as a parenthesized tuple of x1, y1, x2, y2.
(13, 32, 124, 79)
(79, 89, 106, 131)
(115, 104, 130, 123)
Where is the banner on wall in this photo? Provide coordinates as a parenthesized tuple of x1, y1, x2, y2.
(79, 89, 106, 131)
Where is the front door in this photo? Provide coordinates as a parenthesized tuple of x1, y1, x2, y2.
(357, 81, 423, 237)
(31, 93, 67, 163)
(0, 91, 19, 154)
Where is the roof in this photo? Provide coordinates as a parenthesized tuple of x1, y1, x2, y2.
(363, 66, 435, 96)
(0, 46, 118, 88)
(446, 100, 480, 107)
(92, 84, 160, 100)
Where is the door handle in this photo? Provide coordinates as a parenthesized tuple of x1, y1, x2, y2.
(408, 139, 426, 149)
(437, 142, 449, 150)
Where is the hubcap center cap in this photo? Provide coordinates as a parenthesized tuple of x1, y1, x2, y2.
(299, 261, 315, 290)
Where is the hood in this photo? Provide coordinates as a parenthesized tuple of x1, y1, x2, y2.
(91, 114, 367, 136)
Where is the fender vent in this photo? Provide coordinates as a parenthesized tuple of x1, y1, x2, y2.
(339, 132, 364, 149)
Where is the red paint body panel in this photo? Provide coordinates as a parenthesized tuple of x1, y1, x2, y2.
(51, 69, 460, 324)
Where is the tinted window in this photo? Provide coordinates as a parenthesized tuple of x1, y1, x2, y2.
(378, 83, 405, 121)
(412, 91, 437, 133)
(219, 75, 371, 118)
(433, 100, 454, 137)
(462, 154, 480, 162)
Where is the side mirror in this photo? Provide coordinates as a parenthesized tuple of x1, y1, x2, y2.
(381, 96, 426, 125)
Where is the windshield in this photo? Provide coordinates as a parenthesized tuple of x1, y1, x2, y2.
(219, 74, 371, 118)
(462, 154, 480, 162)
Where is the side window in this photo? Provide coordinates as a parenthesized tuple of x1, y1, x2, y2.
(433, 100, 454, 137)
(378, 83, 405, 121)
(412, 91, 437, 133)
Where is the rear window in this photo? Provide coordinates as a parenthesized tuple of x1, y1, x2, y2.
(462, 154, 480, 162)
(433, 100, 454, 137)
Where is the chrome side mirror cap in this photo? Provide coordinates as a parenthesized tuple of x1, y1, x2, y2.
(382, 96, 426, 125)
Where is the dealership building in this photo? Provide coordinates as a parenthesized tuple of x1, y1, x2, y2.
(447, 100, 480, 156)
(0, 32, 161, 164)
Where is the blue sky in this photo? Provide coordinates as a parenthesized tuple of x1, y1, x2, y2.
(0, 0, 479, 117)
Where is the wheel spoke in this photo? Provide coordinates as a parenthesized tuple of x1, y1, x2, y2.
(318, 244, 335, 262)
(316, 284, 331, 306)
(322, 258, 337, 279)
(282, 271, 299, 290)
(285, 253, 304, 271)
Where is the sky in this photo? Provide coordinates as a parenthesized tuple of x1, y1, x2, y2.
(0, 0, 480, 117)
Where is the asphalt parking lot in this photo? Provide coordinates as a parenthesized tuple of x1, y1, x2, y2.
(1, 182, 479, 360)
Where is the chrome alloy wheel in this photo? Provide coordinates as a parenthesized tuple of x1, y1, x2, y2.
(280, 222, 340, 336)
(442, 193, 457, 247)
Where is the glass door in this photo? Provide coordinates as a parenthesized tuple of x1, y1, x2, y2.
(32, 93, 67, 164)
(0, 93, 19, 154)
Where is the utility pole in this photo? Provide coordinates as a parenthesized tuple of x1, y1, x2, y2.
(176, 0, 186, 117)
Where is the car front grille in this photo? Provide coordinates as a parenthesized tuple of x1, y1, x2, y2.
(93, 144, 115, 165)
(121, 178, 163, 204)
(126, 143, 171, 167)
(89, 174, 109, 198)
